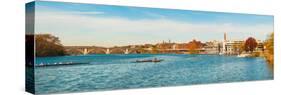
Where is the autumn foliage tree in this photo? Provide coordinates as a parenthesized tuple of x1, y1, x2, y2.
(244, 37, 258, 52)
(186, 39, 203, 54)
(265, 33, 274, 55)
(264, 33, 274, 64)
(36, 34, 66, 57)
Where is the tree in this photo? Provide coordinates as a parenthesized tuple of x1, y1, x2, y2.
(244, 37, 258, 52)
(265, 33, 274, 55)
(238, 42, 245, 54)
(186, 39, 203, 54)
(264, 33, 274, 64)
(36, 34, 66, 57)
(231, 42, 245, 54)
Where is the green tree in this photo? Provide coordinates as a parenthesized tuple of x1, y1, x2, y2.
(36, 34, 65, 57)
(244, 37, 258, 52)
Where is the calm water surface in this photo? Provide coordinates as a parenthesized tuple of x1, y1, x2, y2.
(35, 54, 273, 94)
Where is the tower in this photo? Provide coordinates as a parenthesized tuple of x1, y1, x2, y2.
(224, 32, 227, 41)
(222, 32, 227, 54)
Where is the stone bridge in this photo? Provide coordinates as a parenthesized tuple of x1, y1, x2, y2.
(64, 46, 205, 55)
(64, 46, 142, 55)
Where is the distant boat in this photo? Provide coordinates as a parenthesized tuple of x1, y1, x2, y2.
(134, 58, 163, 63)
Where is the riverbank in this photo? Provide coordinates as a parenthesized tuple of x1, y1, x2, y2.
(238, 51, 273, 64)
(265, 53, 274, 64)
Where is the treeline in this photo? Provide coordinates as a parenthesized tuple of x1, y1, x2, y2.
(36, 34, 66, 57)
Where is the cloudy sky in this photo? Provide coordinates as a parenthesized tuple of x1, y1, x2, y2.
(30, 1, 273, 47)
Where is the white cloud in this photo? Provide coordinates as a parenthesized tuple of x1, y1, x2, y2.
(35, 11, 273, 46)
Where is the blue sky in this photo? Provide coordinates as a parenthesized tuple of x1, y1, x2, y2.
(29, 1, 274, 47)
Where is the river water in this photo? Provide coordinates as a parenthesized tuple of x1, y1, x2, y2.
(34, 54, 273, 94)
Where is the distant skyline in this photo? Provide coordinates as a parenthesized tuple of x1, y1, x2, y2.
(30, 1, 273, 47)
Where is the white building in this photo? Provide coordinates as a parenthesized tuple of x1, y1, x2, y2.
(224, 40, 244, 55)
(221, 32, 244, 55)
(221, 32, 264, 55)
(204, 40, 221, 54)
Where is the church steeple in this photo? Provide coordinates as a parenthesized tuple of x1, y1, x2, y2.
(222, 32, 227, 54)
(224, 32, 227, 41)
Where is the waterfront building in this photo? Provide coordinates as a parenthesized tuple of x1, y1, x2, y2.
(221, 32, 244, 55)
(221, 32, 264, 55)
(224, 40, 244, 55)
(156, 40, 174, 49)
(203, 40, 221, 54)
(172, 43, 188, 50)
(255, 40, 265, 52)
